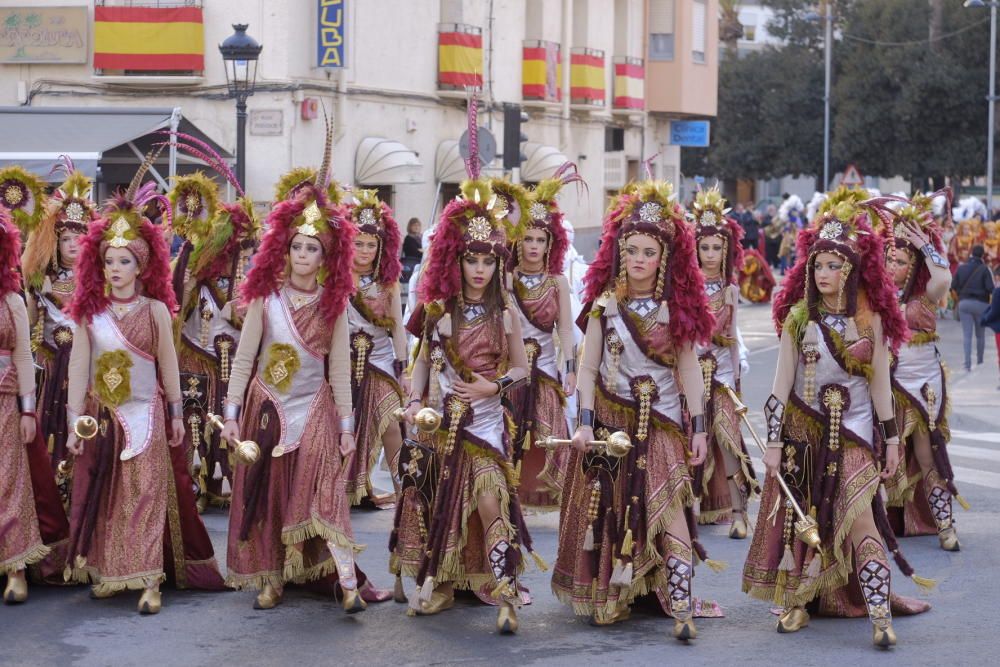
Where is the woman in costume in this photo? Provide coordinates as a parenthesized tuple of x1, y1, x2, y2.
(343, 189, 408, 506)
(1, 208, 70, 604)
(64, 155, 225, 614)
(739, 246, 777, 303)
(742, 188, 931, 648)
(218, 137, 381, 612)
(882, 191, 966, 550)
(168, 137, 259, 512)
(690, 188, 759, 537)
(499, 168, 580, 506)
(20, 159, 96, 475)
(552, 180, 716, 640)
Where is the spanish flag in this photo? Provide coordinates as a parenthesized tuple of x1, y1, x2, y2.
(613, 57, 644, 110)
(439, 29, 482, 89)
(94, 7, 204, 71)
(570, 48, 604, 107)
(522, 41, 561, 102)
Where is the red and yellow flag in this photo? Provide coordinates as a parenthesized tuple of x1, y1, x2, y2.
(570, 48, 604, 106)
(613, 57, 644, 110)
(94, 6, 204, 71)
(438, 29, 482, 89)
(522, 41, 561, 102)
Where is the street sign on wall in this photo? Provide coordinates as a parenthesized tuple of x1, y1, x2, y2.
(317, 0, 346, 68)
(669, 120, 711, 147)
(0, 6, 87, 64)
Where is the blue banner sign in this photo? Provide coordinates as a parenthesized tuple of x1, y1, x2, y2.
(669, 120, 710, 147)
(317, 0, 346, 68)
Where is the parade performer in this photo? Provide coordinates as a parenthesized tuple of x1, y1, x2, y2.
(881, 192, 967, 550)
(690, 188, 759, 537)
(21, 158, 97, 477)
(63, 153, 225, 614)
(947, 217, 982, 273)
(552, 179, 718, 640)
(742, 188, 932, 648)
(167, 137, 260, 512)
(739, 247, 776, 303)
(219, 125, 385, 612)
(984, 221, 1000, 269)
(1, 207, 70, 604)
(0, 165, 47, 233)
(500, 168, 580, 506)
(343, 188, 408, 506)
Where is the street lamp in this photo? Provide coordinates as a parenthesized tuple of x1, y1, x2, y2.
(806, 4, 834, 191)
(219, 24, 263, 191)
(965, 0, 997, 212)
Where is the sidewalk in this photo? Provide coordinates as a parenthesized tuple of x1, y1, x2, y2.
(935, 315, 1000, 432)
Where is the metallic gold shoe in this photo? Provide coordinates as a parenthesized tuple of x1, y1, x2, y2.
(89, 586, 119, 600)
(938, 526, 961, 552)
(393, 575, 408, 604)
(872, 620, 897, 648)
(342, 587, 367, 614)
(253, 584, 283, 610)
(589, 606, 631, 626)
(729, 516, 748, 540)
(137, 589, 161, 615)
(414, 588, 455, 616)
(776, 607, 810, 633)
(3, 576, 27, 604)
(497, 601, 519, 634)
(672, 617, 697, 641)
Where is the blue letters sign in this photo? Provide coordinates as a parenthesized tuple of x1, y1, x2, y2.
(669, 120, 710, 147)
(317, 0, 346, 68)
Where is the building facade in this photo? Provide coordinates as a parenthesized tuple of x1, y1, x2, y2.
(0, 0, 718, 255)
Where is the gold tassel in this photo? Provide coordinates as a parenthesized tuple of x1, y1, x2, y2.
(583, 525, 594, 551)
(778, 545, 795, 572)
(530, 551, 549, 572)
(213, 461, 223, 481)
(911, 574, 937, 592)
(774, 571, 787, 607)
(221, 476, 232, 496)
(956, 495, 971, 511)
(419, 577, 435, 602)
(704, 558, 727, 573)
(610, 559, 625, 586)
(620, 561, 633, 585)
(522, 429, 531, 452)
(804, 552, 822, 579)
(620, 506, 633, 557)
(63, 564, 72, 583)
(47, 434, 54, 454)
(192, 447, 202, 471)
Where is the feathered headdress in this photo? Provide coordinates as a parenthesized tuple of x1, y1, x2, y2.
(0, 208, 23, 298)
(771, 186, 907, 348)
(874, 188, 950, 304)
(517, 161, 586, 275)
(690, 186, 744, 285)
(168, 171, 219, 243)
(21, 156, 98, 290)
(346, 188, 402, 286)
(240, 112, 355, 324)
(0, 165, 47, 233)
(582, 180, 713, 347)
(419, 94, 518, 304)
(69, 147, 177, 323)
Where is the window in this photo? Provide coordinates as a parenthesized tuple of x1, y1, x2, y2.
(605, 127, 625, 152)
(692, 0, 707, 64)
(648, 0, 675, 61)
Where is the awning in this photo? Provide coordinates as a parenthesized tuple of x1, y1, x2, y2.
(435, 139, 465, 183)
(520, 142, 568, 182)
(0, 107, 231, 184)
(355, 137, 423, 185)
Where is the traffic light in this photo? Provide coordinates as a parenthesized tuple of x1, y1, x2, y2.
(503, 103, 529, 171)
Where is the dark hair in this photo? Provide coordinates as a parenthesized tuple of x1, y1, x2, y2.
(454, 253, 506, 339)
(972, 244, 985, 258)
(407, 217, 421, 234)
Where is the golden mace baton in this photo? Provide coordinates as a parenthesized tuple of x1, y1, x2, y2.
(56, 415, 101, 474)
(538, 431, 633, 458)
(204, 412, 261, 465)
(393, 407, 443, 433)
(723, 386, 822, 549)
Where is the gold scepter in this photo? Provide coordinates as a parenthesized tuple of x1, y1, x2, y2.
(538, 432, 634, 459)
(56, 416, 100, 474)
(393, 407, 443, 433)
(204, 412, 261, 465)
(723, 386, 821, 549)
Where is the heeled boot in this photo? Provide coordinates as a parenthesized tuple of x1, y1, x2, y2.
(666, 554, 696, 641)
(486, 517, 520, 635)
(856, 536, 896, 648)
(329, 542, 366, 614)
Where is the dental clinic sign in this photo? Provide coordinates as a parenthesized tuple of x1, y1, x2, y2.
(317, 0, 346, 68)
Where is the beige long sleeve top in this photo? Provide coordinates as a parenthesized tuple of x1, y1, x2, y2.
(924, 257, 952, 304)
(5, 292, 36, 399)
(66, 299, 182, 418)
(576, 313, 705, 418)
(225, 295, 353, 414)
(555, 275, 576, 368)
(389, 283, 408, 364)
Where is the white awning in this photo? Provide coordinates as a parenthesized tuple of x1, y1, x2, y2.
(435, 139, 465, 183)
(520, 142, 568, 182)
(355, 137, 423, 185)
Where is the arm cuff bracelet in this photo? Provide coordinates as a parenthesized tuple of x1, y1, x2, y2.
(19, 394, 36, 414)
(223, 403, 241, 421)
(579, 408, 595, 428)
(691, 414, 707, 434)
(168, 401, 184, 419)
(766, 440, 783, 449)
(921, 243, 949, 268)
(879, 418, 899, 441)
(339, 416, 356, 434)
(393, 359, 405, 377)
(565, 359, 577, 374)
(494, 375, 525, 395)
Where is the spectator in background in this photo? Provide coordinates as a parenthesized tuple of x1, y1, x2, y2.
(980, 265, 1000, 389)
(953, 244, 996, 371)
(739, 202, 760, 249)
(764, 205, 782, 269)
(400, 217, 423, 284)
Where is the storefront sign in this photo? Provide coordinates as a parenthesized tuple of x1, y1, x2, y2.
(0, 6, 87, 64)
(317, 0, 346, 68)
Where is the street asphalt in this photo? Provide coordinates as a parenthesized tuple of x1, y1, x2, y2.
(3, 298, 999, 666)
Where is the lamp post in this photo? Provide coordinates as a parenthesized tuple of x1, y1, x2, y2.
(965, 0, 997, 212)
(806, 3, 834, 191)
(219, 24, 262, 191)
